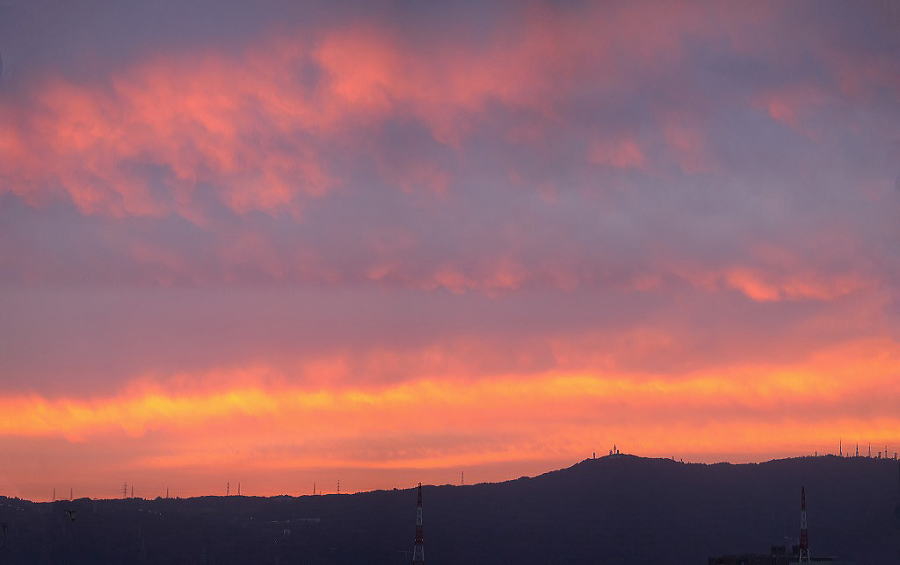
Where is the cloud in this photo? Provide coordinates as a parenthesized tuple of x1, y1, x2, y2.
(0, 2, 823, 218)
(589, 138, 646, 170)
(0, 0, 898, 499)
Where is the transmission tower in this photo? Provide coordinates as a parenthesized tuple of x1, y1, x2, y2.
(798, 487, 810, 564)
(412, 483, 424, 565)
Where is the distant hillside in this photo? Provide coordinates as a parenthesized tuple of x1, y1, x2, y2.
(1, 455, 898, 564)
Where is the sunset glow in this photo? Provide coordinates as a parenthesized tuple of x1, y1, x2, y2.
(1, 1, 898, 501)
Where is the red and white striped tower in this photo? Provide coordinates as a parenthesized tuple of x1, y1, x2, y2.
(799, 487, 810, 563)
(413, 483, 425, 565)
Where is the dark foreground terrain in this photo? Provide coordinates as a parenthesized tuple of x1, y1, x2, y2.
(1, 455, 898, 564)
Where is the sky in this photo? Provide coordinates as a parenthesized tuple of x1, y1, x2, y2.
(0, 0, 899, 501)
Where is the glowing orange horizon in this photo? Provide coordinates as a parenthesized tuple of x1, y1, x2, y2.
(2, 337, 897, 500)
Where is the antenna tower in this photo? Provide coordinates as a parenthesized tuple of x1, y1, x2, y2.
(895, 460, 900, 521)
(413, 482, 425, 565)
(798, 487, 810, 563)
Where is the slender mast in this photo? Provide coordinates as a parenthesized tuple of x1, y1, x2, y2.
(798, 487, 810, 563)
(413, 482, 425, 565)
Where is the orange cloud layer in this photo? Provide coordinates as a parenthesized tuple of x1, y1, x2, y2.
(2, 338, 897, 444)
(0, 336, 897, 498)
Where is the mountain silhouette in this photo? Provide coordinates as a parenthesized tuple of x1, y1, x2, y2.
(0, 455, 897, 564)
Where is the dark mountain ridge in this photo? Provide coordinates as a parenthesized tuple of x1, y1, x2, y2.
(1, 454, 898, 564)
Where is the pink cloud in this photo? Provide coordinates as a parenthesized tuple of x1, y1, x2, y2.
(589, 138, 646, 169)
(0, 3, 773, 218)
